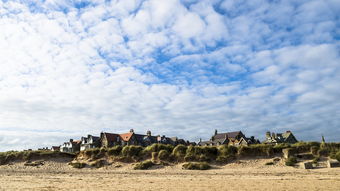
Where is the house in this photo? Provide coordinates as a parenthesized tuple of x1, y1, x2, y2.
(198, 130, 259, 146)
(156, 136, 188, 145)
(51, 146, 60, 151)
(100, 132, 121, 148)
(264, 131, 298, 144)
(80, 134, 100, 151)
(60, 139, 81, 153)
(120, 129, 158, 146)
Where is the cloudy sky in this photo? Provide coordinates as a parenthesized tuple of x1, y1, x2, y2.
(0, 0, 339, 151)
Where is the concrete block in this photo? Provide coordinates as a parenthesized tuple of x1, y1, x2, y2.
(282, 148, 296, 159)
(327, 160, 340, 168)
(300, 162, 313, 169)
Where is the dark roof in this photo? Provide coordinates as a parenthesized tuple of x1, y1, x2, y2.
(102, 132, 120, 142)
(214, 131, 243, 139)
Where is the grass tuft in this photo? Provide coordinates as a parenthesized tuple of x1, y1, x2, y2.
(182, 162, 211, 170)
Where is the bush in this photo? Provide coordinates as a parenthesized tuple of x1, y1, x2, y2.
(273, 143, 290, 153)
(158, 150, 170, 161)
(218, 145, 237, 156)
(144, 144, 174, 154)
(184, 146, 218, 162)
(172, 145, 187, 161)
(0, 150, 74, 165)
(133, 160, 154, 170)
(90, 160, 106, 168)
(312, 156, 320, 164)
(182, 162, 211, 170)
(285, 157, 297, 166)
(70, 162, 86, 168)
(335, 151, 340, 162)
(216, 145, 237, 163)
(322, 143, 340, 153)
(151, 152, 158, 161)
(84, 150, 93, 158)
(292, 142, 320, 153)
(121, 146, 143, 158)
(318, 148, 329, 157)
(108, 146, 122, 156)
(238, 144, 273, 157)
(310, 146, 319, 155)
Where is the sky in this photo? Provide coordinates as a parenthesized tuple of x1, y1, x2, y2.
(0, 0, 339, 151)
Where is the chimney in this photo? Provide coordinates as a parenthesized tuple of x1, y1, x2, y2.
(199, 138, 202, 142)
(147, 130, 151, 136)
(272, 133, 276, 139)
(130, 129, 134, 133)
(215, 129, 218, 135)
(266, 131, 271, 138)
(70, 139, 73, 142)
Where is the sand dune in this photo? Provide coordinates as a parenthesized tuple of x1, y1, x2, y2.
(0, 158, 339, 191)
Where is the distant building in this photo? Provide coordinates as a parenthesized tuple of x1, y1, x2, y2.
(100, 132, 121, 148)
(51, 146, 60, 151)
(80, 135, 100, 151)
(119, 129, 158, 146)
(264, 131, 298, 144)
(99, 129, 189, 148)
(60, 139, 81, 153)
(157, 135, 187, 145)
(198, 130, 259, 146)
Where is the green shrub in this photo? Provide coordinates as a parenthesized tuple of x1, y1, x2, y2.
(121, 146, 144, 158)
(158, 150, 170, 161)
(91, 160, 106, 168)
(292, 142, 320, 153)
(238, 144, 273, 157)
(310, 146, 319, 155)
(70, 162, 86, 168)
(184, 146, 217, 162)
(322, 143, 340, 153)
(133, 160, 154, 170)
(285, 157, 297, 166)
(335, 151, 340, 162)
(84, 150, 93, 158)
(182, 162, 211, 170)
(151, 152, 158, 161)
(273, 143, 290, 153)
(312, 156, 320, 164)
(216, 155, 235, 163)
(144, 144, 174, 154)
(108, 146, 122, 156)
(218, 145, 237, 156)
(318, 148, 329, 157)
(172, 145, 187, 161)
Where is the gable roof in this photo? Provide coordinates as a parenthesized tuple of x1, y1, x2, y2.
(72, 140, 81, 144)
(102, 132, 120, 142)
(119, 132, 134, 141)
(214, 131, 243, 139)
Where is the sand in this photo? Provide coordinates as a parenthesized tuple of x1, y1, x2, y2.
(0, 158, 340, 191)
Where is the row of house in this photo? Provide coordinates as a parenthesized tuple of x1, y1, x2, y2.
(56, 129, 190, 153)
(198, 130, 298, 146)
(53, 129, 298, 153)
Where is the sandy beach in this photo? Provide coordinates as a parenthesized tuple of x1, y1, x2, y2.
(1, 158, 340, 191)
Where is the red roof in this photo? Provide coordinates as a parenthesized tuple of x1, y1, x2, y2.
(73, 140, 81, 144)
(119, 132, 134, 141)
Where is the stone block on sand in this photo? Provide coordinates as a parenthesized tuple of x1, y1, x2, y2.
(327, 160, 340, 168)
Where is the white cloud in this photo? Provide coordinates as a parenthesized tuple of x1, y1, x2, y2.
(0, 0, 339, 151)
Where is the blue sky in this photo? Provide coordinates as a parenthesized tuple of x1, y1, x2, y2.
(0, 0, 339, 151)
